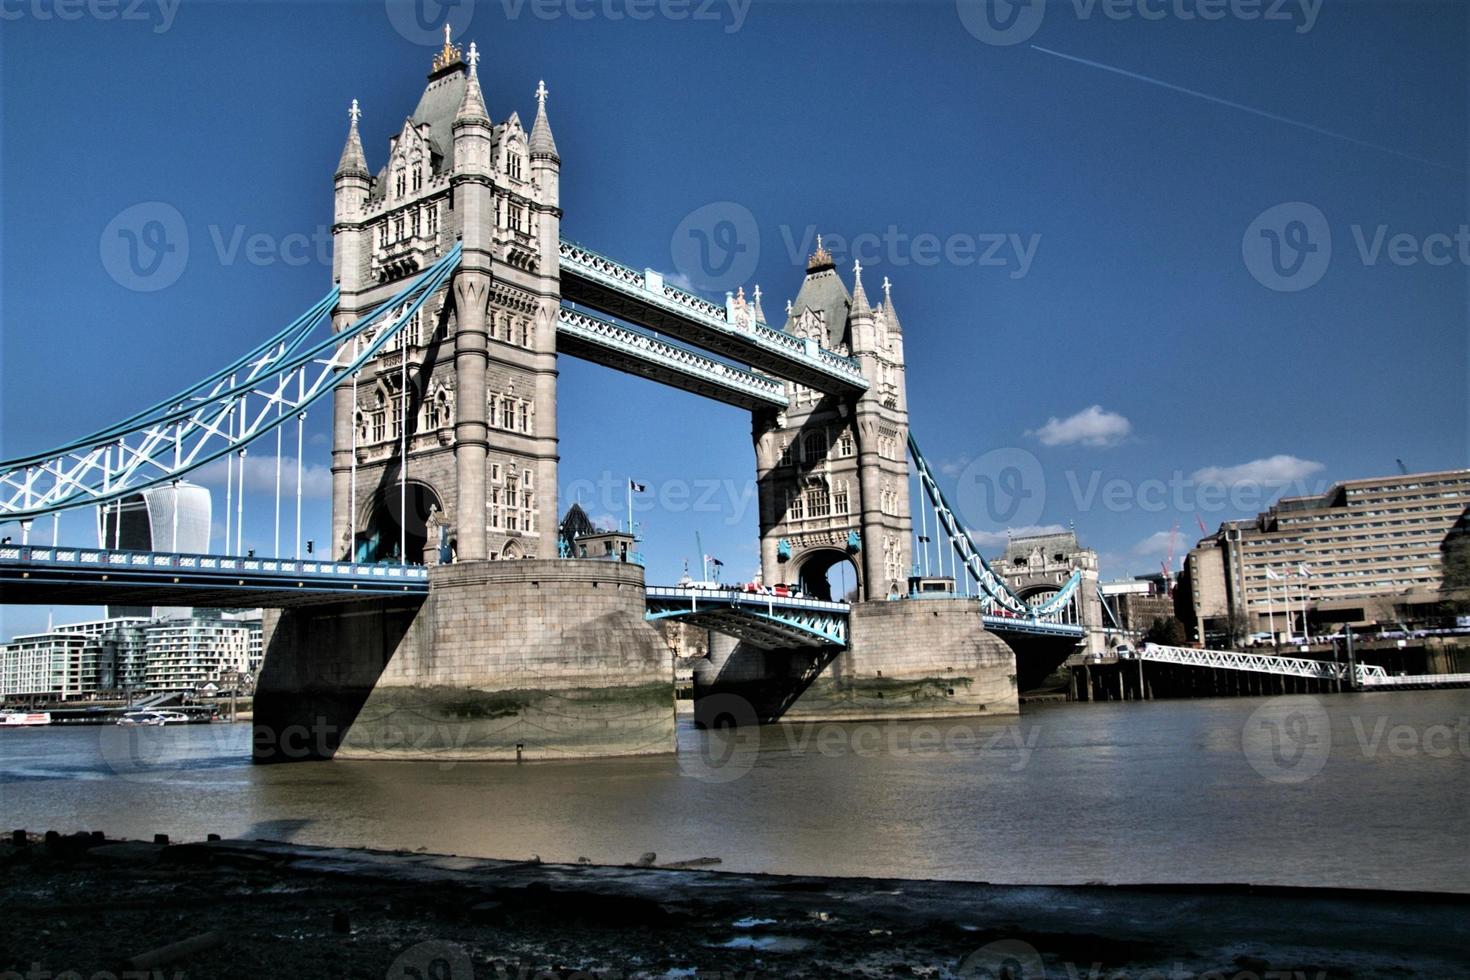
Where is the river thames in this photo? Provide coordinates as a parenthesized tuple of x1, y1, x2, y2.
(4, 692, 1467, 892)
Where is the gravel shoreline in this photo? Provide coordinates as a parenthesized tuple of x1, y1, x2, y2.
(3, 833, 1467, 978)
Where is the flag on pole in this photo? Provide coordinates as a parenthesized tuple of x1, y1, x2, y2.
(1265, 568, 1281, 581)
(705, 554, 724, 567)
(629, 480, 647, 492)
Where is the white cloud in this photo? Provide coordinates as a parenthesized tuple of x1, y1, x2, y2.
(193, 455, 333, 500)
(967, 523, 1067, 552)
(1029, 405, 1132, 448)
(1191, 455, 1323, 487)
(938, 456, 971, 478)
(1132, 530, 1178, 556)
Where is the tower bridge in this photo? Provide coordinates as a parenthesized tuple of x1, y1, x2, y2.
(0, 32, 1087, 761)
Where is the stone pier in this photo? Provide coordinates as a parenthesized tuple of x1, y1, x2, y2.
(692, 598, 1018, 725)
(254, 559, 675, 762)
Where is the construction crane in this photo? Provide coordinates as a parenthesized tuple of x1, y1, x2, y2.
(1160, 520, 1180, 596)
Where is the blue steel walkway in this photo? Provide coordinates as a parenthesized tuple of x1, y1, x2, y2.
(0, 545, 428, 609)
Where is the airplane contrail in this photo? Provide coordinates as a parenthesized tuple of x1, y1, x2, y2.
(1029, 44, 1464, 175)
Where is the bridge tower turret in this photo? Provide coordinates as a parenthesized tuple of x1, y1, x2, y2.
(329, 31, 562, 564)
(330, 99, 372, 560)
(755, 244, 911, 601)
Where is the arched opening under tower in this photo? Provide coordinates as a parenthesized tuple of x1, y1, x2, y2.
(795, 548, 861, 603)
(355, 481, 443, 564)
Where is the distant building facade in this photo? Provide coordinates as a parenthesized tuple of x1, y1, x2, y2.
(1182, 468, 1470, 643)
(1, 612, 261, 702)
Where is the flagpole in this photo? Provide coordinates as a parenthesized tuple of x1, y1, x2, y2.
(626, 480, 633, 537)
(1265, 573, 1275, 644)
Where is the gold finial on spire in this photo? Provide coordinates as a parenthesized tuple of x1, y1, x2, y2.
(432, 23, 463, 73)
(807, 232, 833, 271)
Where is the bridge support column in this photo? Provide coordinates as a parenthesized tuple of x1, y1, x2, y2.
(254, 559, 674, 762)
(694, 598, 1017, 724)
(452, 271, 491, 560)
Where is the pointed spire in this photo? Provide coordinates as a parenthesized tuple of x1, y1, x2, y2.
(335, 99, 369, 178)
(752, 283, 765, 322)
(851, 259, 871, 316)
(881, 274, 903, 332)
(529, 79, 560, 161)
(455, 40, 489, 124)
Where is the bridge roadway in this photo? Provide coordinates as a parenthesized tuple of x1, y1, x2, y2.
(558, 240, 868, 396)
(0, 545, 428, 609)
(0, 545, 1084, 646)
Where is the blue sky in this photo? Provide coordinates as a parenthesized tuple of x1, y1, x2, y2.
(1, 0, 1466, 638)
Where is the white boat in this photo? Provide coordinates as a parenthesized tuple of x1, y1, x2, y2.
(1, 712, 52, 727)
(117, 709, 191, 727)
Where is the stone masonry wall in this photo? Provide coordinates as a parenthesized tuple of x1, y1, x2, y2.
(255, 559, 675, 762)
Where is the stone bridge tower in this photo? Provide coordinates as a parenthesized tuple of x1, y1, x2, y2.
(753, 242, 912, 601)
(329, 31, 561, 564)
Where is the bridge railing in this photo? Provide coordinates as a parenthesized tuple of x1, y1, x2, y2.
(1140, 642, 1387, 682)
(558, 240, 866, 388)
(645, 585, 850, 613)
(0, 545, 430, 582)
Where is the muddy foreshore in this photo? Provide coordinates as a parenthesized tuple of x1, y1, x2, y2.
(2, 832, 1466, 979)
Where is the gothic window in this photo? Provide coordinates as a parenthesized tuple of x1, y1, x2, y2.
(518, 403, 529, 432)
(394, 215, 405, 240)
(833, 482, 850, 515)
(500, 397, 514, 429)
(523, 470, 533, 490)
(412, 208, 422, 237)
(491, 463, 501, 483)
(786, 489, 804, 521)
(394, 169, 406, 199)
(519, 320, 530, 347)
(377, 223, 387, 249)
(806, 486, 831, 518)
(838, 429, 854, 457)
(412, 167, 423, 192)
(802, 430, 828, 465)
(427, 203, 438, 235)
(370, 391, 386, 443)
(507, 151, 523, 180)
